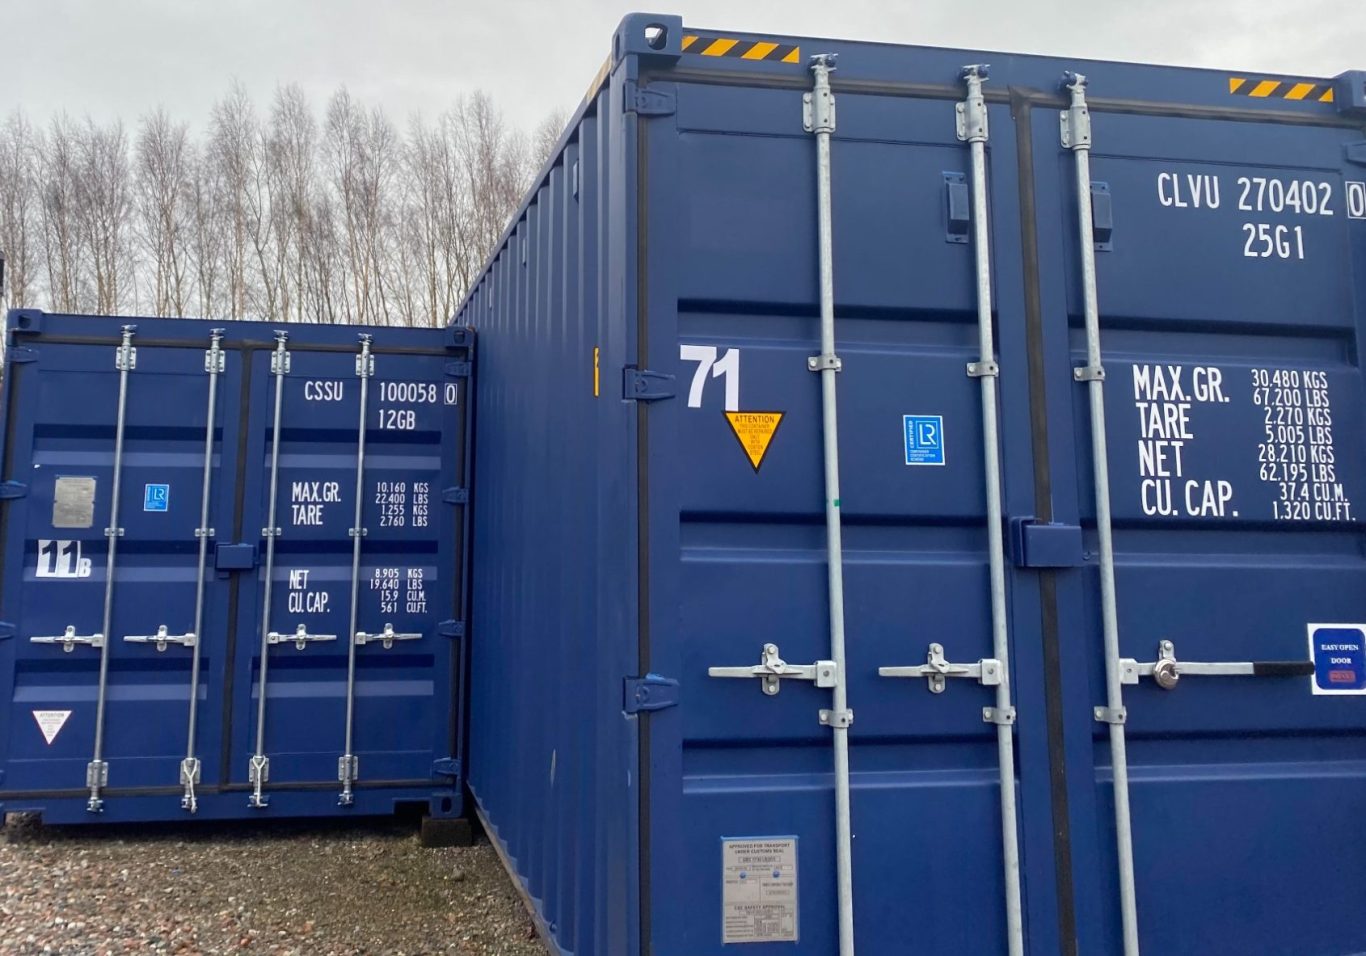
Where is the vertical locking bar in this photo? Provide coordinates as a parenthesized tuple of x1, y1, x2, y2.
(959, 64, 1025, 956)
(805, 53, 856, 956)
(1062, 72, 1141, 956)
(249, 331, 289, 809)
(87, 325, 136, 812)
(339, 334, 373, 806)
(182, 329, 225, 812)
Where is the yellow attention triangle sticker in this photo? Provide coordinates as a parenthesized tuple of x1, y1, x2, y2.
(724, 411, 785, 472)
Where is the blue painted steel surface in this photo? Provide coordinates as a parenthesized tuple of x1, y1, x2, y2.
(0, 311, 472, 823)
(464, 16, 1366, 954)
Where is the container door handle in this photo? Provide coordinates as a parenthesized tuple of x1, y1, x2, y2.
(30, 626, 105, 652)
(123, 625, 196, 651)
(267, 624, 338, 651)
(708, 642, 839, 701)
(1118, 640, 1315, 691)
(355, 624, 423, 649)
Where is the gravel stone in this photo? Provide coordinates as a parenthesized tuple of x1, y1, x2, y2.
(0, 813, 545, 956)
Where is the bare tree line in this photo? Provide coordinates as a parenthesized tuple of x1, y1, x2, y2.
(0, 84, 565, 327)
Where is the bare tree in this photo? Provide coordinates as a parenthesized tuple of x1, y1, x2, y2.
(187, 145, 226, 318)
(531, 109, 568, 173)
(451, 93, 530, 285)
(72, 118, 134, 314)
(324, 89, 402, 325)
(401, 111, 471, 327)
(0, 111, 41, 311)
(38, 115, 88, 312)
(11, 84, 567, 325)
(208, 83, 259, 319)
(134, 109, 193, 315)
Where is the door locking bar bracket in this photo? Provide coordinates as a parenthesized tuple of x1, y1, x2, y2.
(1073, 364, 1105, 382)
(1119, 640, 1315, 690)
(709, 642, 839, 697)
(879, 642, 1002, 694)
(124, 625, 196, 651)
(31, 626, 104, 652)
(807, 353, 842, 372)
(1094, 706, 1128, 725)
(966, 360, 999, 378)
(355, 623, 422, 649)
(268, 624, 337, 650)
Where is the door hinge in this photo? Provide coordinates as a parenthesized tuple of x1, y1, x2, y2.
(624, 82, 676, 117)
(624, 674, 680, 713)
(432, 757, 461, 779)
(623, 367, 676, 402)
(0, 481, 28, 500)
(442, 486, 468, 504)
(7, 347, 37, 364)
(445, 360, 472, 378)
(0, 621, 15, 641)
(1345, 141, 1366, 166)
(438, 619, 465, 639)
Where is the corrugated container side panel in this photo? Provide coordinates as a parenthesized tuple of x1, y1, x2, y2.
(467, 62, 640, 956)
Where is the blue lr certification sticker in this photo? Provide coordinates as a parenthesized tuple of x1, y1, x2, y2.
(904, 415, 945, 466)
(143, 483, 170, 512)
(1308, 624, 1366, 695)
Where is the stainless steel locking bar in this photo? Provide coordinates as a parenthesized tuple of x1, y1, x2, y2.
(709, 58, 858, 953)
(1061, 72, 1140, 956)
(339, 334, 373, 806)
(1120, 640, 1316, 689)
(960, 63, 1025, 956)
(179, 329, 224, 811)
(805, 52, 856, 956)
(249, 331, 290, 809)
(86, 325, 137, 813)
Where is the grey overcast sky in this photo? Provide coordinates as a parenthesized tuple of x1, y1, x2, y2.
(8, 0, 1365, 134)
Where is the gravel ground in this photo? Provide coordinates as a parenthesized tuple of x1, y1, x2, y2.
(0, 813, 545, 956)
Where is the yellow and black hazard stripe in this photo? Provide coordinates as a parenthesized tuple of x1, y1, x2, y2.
(681, 34, 801, 64)
(1228, 76, 1335, 103)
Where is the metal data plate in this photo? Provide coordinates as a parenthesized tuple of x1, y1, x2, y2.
(52, 476, 96, 529)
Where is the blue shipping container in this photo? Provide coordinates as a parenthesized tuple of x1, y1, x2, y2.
(0, 311, 472, 824)
(461, 14, 1366, 956)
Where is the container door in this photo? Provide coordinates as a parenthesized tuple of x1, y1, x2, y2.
(0, 320, 243, 817)
(0, 316, 470, 822)
(1032, 94, 1366, 952)
(637, 80, 1060, 954)
(227, 332, 470, 811)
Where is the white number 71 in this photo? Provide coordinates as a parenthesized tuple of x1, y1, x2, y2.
(680, 344, 740, 411)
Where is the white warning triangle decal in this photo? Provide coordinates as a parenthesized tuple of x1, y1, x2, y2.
(32, 710, 72, 745)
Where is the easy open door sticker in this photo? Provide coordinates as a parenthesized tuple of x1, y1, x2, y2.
(725, 411, 785, 472)
(721, 837, 798, 944)
(1308, 623, 1366, 694)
